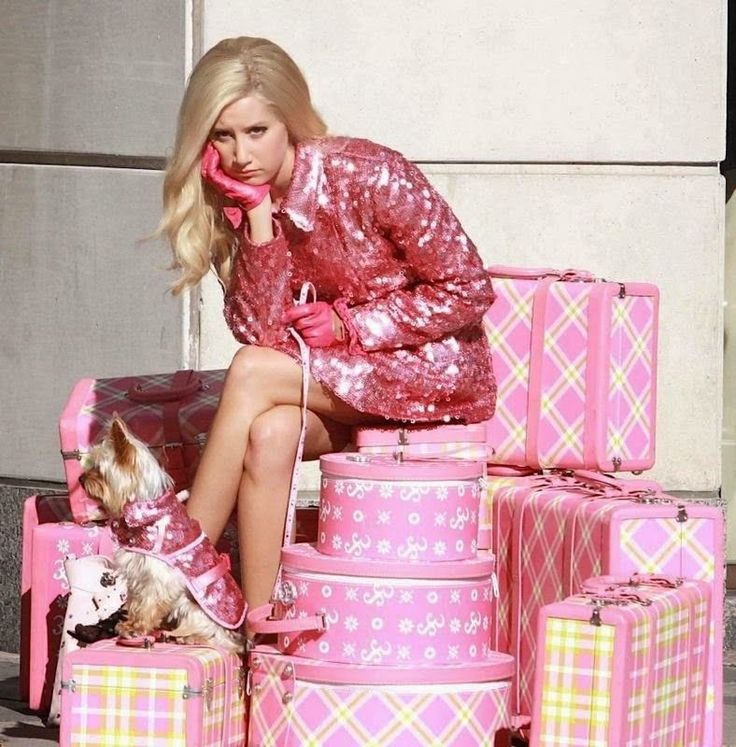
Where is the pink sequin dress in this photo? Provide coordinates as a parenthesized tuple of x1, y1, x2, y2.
(224, 136, 496, 423)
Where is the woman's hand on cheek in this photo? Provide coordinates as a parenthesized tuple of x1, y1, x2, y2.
(200, 142, 270, 211)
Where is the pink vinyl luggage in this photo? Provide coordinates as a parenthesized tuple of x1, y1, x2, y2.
(530, 575, 711, 746)
(247, 645, 514, 746)
(20, 492, 74, 701)
(353, 422, 489, 461)
(489, 471, 724, 746)
(59, 369, 226, 522)
(23, 515, 115, 712)
(59, 639, 246, 746)
(318, 454, 484, 561)
(253, 542, 497, 667)
(483, 266, 659, 472)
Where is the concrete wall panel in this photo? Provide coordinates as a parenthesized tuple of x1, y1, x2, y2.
(0, 165, 182, 480)
(0, 0, 185, 156)
(203, 0, 725, 163)
(199, 164, 723, 491)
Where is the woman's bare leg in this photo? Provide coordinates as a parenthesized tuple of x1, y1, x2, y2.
(186, 345, 377, 543)
(239, 405, 351, 608)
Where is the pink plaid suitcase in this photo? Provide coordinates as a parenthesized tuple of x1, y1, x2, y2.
(318, 453, 484, 561)
(483, 266, 659, 472)
(247, 645, 514, 746)
(59, 639, 246, 746)
(23, 513, 116, 712)
(530, 575, 711, 746)
(251, 542, 498, 667)
(59, 369, 226, 522)
(490, 471, 724, 746)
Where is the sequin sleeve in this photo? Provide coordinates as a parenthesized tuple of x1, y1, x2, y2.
(223, 220, 292, 347)
(337, 149, 494, 352)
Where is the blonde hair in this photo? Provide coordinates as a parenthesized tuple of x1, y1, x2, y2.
(157, 37, 328, 294)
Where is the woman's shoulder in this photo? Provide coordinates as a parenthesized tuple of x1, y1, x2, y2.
(310, 135, 404, 164)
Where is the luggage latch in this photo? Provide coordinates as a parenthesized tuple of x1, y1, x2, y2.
(61, 679, 77, 693)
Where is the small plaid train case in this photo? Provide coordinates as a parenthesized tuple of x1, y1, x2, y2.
(529, 576, 711, 747)
(59, 639, 246, 747)
(483, 266, 659, 473)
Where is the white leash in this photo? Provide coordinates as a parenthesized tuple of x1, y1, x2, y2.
(271, 281, 315, 598)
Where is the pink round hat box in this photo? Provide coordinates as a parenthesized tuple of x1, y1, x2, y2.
(274, 542, 498, 668)
(319, 453, 485, 562)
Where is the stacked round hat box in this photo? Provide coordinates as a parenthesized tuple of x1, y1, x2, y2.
(246, 432, 514, 747)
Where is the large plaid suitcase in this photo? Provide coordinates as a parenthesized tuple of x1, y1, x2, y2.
(530, 575, 711, 746)
(59, 369, 226, 522)
(247, 645, 514, 746)
(59, 639, 246, 746)
(483, 266, 659, 472)
(489, 471, 723, 746)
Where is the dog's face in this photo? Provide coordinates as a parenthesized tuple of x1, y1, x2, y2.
(80, 416, 171, 518)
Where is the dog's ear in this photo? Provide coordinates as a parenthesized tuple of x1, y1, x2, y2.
(109, 416, 136, 468)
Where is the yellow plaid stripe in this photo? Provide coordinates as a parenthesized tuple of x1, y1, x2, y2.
(250, 664, 509, 746)
(70, 665, 187, 746)
(538, 615, 614, 746)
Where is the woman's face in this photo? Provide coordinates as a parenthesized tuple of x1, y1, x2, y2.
(209, 95, 292, 186)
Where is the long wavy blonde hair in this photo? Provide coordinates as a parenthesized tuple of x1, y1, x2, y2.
(158, 37, 328, 294)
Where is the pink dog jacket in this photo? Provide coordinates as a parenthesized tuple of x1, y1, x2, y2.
(111, 490, 246, 630)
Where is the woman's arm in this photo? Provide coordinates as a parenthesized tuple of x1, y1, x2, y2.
(224, 206, 293, 348)
(335, 148, 494, 353)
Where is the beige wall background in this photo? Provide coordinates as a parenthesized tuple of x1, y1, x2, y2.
(199, 1, 727, 502)
(0, 0, 729, 548)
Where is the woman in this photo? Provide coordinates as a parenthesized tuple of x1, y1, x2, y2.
(158, 36, 496, 611)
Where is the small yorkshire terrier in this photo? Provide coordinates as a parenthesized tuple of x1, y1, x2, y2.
(80, 416, 245, 654)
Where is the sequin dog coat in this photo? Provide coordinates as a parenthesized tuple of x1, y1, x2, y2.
(111, 490, 246, 630)
(224, 136, 496, 424)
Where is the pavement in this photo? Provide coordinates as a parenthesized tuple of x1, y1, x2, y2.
(0, 652, 734, 745)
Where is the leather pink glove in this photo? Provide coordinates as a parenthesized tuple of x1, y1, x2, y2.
(200, 142, 270, 211)
(282, 302, 345, 348)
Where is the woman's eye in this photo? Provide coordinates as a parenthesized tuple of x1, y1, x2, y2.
(212, 131, 231, 141)
(249, 127, 267, 137)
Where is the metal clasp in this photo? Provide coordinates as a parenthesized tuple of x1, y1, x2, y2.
(395, 428, 409, 464)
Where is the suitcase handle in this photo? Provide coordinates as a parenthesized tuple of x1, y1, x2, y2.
(126, 370, 203, 404)
(246, 604, 328, 635)
(487, 265, 596, 282)
(115, 634, 160, 649)
(582, 573, 682, 594)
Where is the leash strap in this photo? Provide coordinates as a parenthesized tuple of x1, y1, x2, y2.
(271, 282, 315, 598)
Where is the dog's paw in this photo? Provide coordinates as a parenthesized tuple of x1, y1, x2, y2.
(116, 620, 152, 640)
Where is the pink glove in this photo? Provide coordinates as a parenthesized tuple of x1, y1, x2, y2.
(282, 302, 345, 348)
(200, 142, 270, 211)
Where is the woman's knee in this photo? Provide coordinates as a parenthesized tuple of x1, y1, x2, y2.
(243, 407, 300, 473)
(227, 345, 271, 389)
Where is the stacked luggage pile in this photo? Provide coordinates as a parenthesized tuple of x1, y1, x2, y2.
(19, 266, 724, 746)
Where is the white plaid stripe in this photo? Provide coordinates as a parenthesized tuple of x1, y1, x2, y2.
(537, 613, 614, 746)
(249, 656, 510, 746)
(69, 665, 188, 746)
(484, 279, 534, 463)
(537, 284, 591, 466)
(606, 296, 655, 462)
